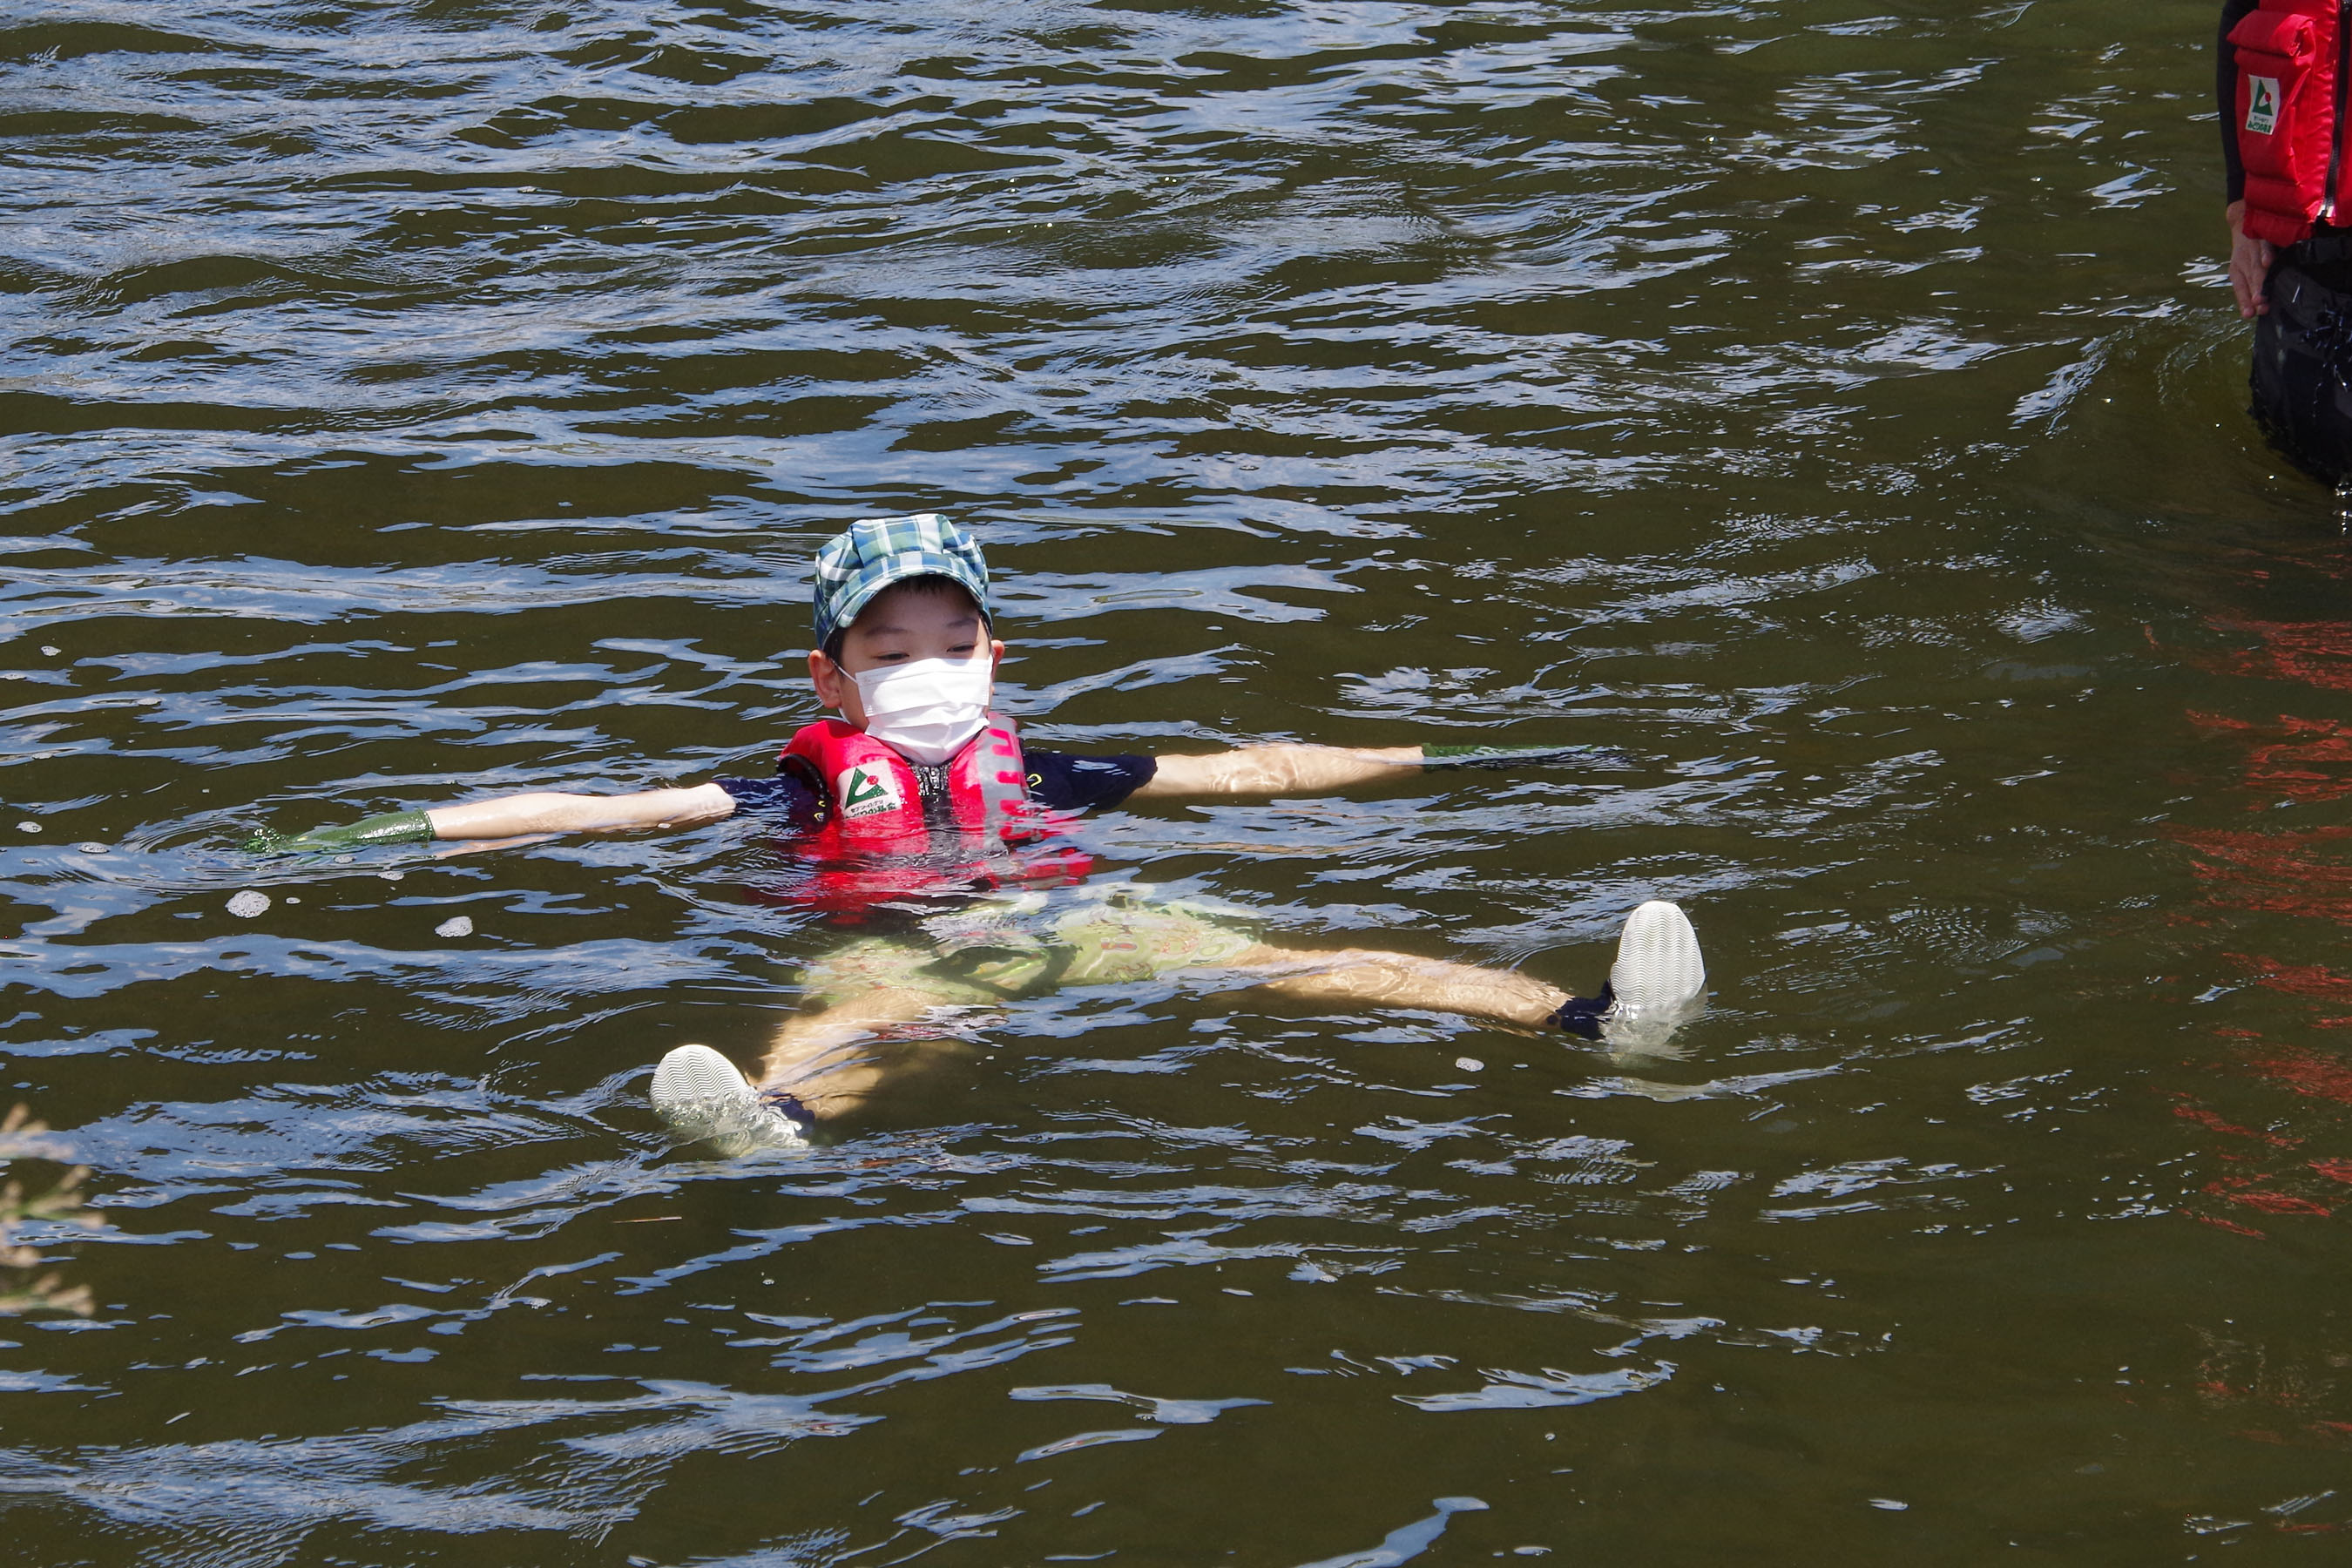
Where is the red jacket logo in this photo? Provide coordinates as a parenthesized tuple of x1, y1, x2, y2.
(2249, 75, 2282, 135)
(835, 763, 904, 819)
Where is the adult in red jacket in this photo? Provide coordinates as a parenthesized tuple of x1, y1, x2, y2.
(2222, 0, 2352, 481)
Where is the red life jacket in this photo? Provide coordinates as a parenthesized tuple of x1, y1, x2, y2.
(2233, 0, 2347, 246)
(777, 716, 1092, 914)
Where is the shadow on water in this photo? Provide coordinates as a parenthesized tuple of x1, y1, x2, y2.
(7, 0, 2352, 1561)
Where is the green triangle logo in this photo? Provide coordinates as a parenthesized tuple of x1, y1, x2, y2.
(833, 761, 906, 819)
(2248, 76, 2281, 135)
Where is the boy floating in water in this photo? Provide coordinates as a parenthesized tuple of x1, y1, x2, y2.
(249, 516, 1706, 1153)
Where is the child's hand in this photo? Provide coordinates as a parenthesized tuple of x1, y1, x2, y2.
(1422, 744, 1599, 770)
(243, 809, 435, 855)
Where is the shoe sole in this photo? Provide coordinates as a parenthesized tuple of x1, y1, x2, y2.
(652, 1043, 751, 1107)
(1608, 900, 1706, 1016)
(651, 1044, 807, 1155)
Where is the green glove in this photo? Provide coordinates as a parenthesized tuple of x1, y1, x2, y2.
(244, 809, 435, 855)
(1422, 743, 1597, 771)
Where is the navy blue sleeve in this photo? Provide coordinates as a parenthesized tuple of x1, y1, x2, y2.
(1024, 751, 1157, 812)
(2222, 0, 2256, 205)
(715, 772, 824, 833)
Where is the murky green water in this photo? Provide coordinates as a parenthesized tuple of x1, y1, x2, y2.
(5, 0, 2350, 1560)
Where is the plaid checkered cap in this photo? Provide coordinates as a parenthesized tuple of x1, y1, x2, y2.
(810, 513, 991, 650)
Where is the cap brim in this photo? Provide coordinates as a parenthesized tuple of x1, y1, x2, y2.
(818, 564, 990, 648)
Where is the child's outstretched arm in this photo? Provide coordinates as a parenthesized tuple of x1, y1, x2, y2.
(247, 783, 737, 855)
(1132, 742, 1588, 800)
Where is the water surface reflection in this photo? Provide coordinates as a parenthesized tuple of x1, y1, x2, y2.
(5, 0, 2349, 1559)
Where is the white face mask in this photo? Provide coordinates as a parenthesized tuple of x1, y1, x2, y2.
(848, 651, 995, 765)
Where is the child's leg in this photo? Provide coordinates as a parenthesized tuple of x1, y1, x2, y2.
(1225, 901, 1706, 1039)
(747, 936, 1576, 1115)
(1223, 942, 1571, 1030)
(1050, 894, 1582, 1031)
(651, 936, 996, 1152)
(653, 902, 1693, 1152)
(653, 936, 1563, 1155)
(753, 984, 983, 1119)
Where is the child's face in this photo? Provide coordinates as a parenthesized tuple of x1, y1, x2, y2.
(808, 583, 1003, 728)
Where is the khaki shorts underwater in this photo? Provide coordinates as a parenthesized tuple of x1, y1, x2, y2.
(798, 883, 1261, 1010)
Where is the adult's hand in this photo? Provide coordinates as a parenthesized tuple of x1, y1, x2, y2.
(2229, 199, 2276, 319)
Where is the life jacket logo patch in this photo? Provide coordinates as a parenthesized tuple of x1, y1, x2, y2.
(835, 763, 905, 819)
(2248, 76, 2281, 136)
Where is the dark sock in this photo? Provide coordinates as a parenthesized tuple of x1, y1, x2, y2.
(1548, 982, 1615, 1040)
(760, 1088, 815, 1128)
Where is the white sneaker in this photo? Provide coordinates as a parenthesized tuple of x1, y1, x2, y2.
(1605, 900, 1707, 1042)
(650, 1044, 809, 1156)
